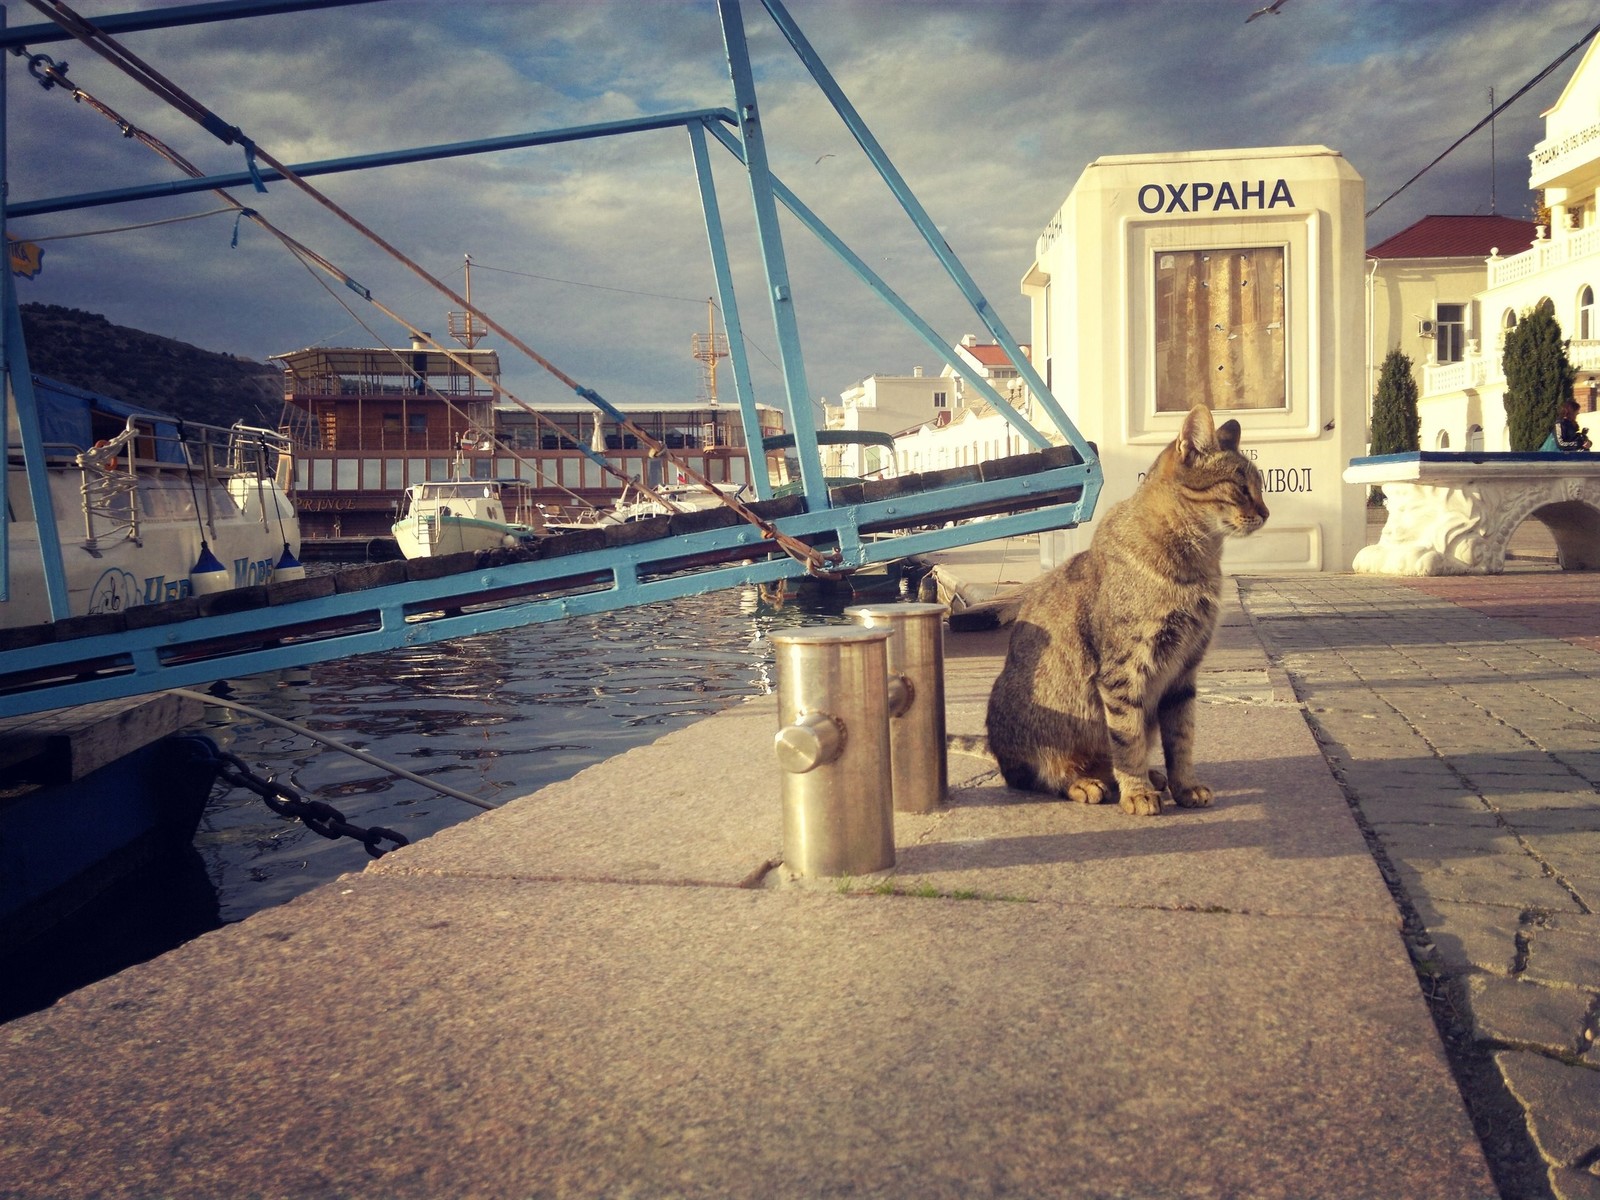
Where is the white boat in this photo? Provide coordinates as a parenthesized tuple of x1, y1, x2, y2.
(547, 480, 747, 530)
(3, 378, 303, 627)
(392, 475, 548, 558)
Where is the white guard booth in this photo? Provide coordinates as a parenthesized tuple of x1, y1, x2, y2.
(1025, 145, 1368, 572)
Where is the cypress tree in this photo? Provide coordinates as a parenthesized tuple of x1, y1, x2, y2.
(1369, 349, 1419, 455)
(1502, 302, 1577, 451)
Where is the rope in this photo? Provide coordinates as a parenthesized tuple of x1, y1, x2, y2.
(13, 206, 239, 241)
(26, 53, 626, 517)
(168, 687, 499, 811)
(26, 0, 843, 579)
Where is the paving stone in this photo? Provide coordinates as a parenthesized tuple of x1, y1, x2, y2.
(1524, 927, 1600, 990)
(1537, 913, 1600, 940)
(1496, 1050, 1600, 1169)
(1392, 853, 1580, 910)
(1409, 897, 1522, 974)
(1369, 824, 1525, 857)
(1550, 1166, 1600, 1200)
(1468, 975, 1594, 1055)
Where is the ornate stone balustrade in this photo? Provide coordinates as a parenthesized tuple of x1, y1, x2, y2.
(1487, 225, 1600, 288)
(1344, 452, 1600, 575)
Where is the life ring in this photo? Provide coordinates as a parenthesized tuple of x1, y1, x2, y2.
(92, 439, 118, 471)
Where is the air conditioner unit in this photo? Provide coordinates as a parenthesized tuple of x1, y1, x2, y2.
(1418, 318, 1437, 337)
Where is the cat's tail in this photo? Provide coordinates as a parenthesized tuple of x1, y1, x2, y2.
(947, 733, 993, 760)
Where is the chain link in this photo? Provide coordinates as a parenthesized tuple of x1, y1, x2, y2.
(193, 742, 410, 859)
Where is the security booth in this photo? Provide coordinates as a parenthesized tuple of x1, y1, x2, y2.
(1023, 145, 1368, 572)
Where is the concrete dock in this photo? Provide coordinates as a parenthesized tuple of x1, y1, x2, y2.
(3, 537, 1597, 1198)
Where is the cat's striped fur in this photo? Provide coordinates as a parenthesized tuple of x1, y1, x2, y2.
(984, 404, 1269, 815)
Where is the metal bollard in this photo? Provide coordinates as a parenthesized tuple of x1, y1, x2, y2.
(771, 626, 895, 879)
(845, 602, 948, 814)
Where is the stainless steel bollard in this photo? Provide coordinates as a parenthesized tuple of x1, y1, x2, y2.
(845, 602, 948, 814)
(771, 627, 895, 878)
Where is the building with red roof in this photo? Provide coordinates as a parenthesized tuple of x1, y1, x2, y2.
(1365, 215, 1538, 438)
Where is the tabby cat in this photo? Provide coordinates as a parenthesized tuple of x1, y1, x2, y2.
(984, 404, 1269, 815)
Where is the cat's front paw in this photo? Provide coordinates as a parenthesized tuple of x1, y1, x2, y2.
(1119, 786, 1164, 816)
(1067, 778, 1110, 805)
(1173, 783, 1214, 809)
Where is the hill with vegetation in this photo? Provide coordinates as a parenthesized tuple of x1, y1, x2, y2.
(18, 303, 283, 429)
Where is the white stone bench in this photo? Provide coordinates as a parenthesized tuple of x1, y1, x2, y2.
(1342, 452, 1600, 575)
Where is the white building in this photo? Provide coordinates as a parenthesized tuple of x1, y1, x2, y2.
(826, 367, 951, 478)
(1365, 214, 1538, 431)
(827, 335, 1036, 478)
(1418, 37, 1600, 451)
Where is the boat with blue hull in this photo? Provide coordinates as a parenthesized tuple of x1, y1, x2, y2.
(1, 377, 299, 955)
(0, 693, 220, 962)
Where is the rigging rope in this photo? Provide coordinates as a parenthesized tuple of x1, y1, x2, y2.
(25, 0, 843, 578)
(13, 205, 239, 241)
(168, 687, 499, 811)
(24, 53, 644, 516)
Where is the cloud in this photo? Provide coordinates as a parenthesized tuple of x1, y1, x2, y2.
(7, 0, 1595, 413)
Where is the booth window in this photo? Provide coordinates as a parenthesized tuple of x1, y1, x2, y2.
(1153, 247, 1286, 412)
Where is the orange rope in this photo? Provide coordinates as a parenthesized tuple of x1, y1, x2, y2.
(27, 0, 842, 577)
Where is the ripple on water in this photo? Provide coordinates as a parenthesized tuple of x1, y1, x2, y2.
(190, 587, 849, 921)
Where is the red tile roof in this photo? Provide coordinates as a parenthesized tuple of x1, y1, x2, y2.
(1367, 214, 1538, 260)
(962, 342, 1029, 367)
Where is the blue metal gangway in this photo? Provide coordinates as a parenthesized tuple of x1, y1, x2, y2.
(0, 0, 1103, 720)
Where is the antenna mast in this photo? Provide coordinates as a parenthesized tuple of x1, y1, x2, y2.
(448, 253, 488, 348)
(1489, 86, 1497, 214)
(690, 297, 728, 407)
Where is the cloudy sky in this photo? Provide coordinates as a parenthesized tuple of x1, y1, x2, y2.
(5, 0, 1597, 420)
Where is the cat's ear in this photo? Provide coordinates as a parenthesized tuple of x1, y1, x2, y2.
(1178, 404, 1219, 463)
(1217, 419, 1242, 452)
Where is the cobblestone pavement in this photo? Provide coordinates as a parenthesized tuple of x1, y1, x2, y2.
(1238, 572, 1600, 1200)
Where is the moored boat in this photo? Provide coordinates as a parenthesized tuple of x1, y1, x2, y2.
(392, 473, 548, 558)
(3, 377, 302, 627)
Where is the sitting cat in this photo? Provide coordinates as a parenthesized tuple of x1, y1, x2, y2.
(984, 404, 1268, 815)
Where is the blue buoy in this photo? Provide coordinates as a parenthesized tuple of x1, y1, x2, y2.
(274, 542, 306, 582)
(189, 542, 231, 596)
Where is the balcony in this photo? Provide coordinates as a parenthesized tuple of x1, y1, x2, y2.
(1486, 225, 1600, 289)
(1422, 338, 1600, 400)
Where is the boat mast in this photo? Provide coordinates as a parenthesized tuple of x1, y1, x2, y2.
(448, 253, 486, 350)
(691, 297, 728, 408)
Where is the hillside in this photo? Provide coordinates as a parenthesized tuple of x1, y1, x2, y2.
(18, 303, 283, 429)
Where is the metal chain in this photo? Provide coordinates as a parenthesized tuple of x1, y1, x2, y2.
(195, 742, 410, 859)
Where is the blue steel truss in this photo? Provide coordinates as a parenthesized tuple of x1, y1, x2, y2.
(0, 0, 1102, 719)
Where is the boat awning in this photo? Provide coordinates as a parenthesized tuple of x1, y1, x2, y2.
(762, 430, 896, 452)
(272, 346, 502, 382)
(18, 375, 186, 462)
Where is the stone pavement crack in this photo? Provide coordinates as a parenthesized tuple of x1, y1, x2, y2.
(1238, 573, 1600, 1200)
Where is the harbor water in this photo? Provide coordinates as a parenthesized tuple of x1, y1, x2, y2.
(4, 582, 866, 1020)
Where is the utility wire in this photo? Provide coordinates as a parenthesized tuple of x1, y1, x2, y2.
(1367, 19, 1600, 220)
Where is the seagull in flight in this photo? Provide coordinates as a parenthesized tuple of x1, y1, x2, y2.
(1246, 0, 1291, 22)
